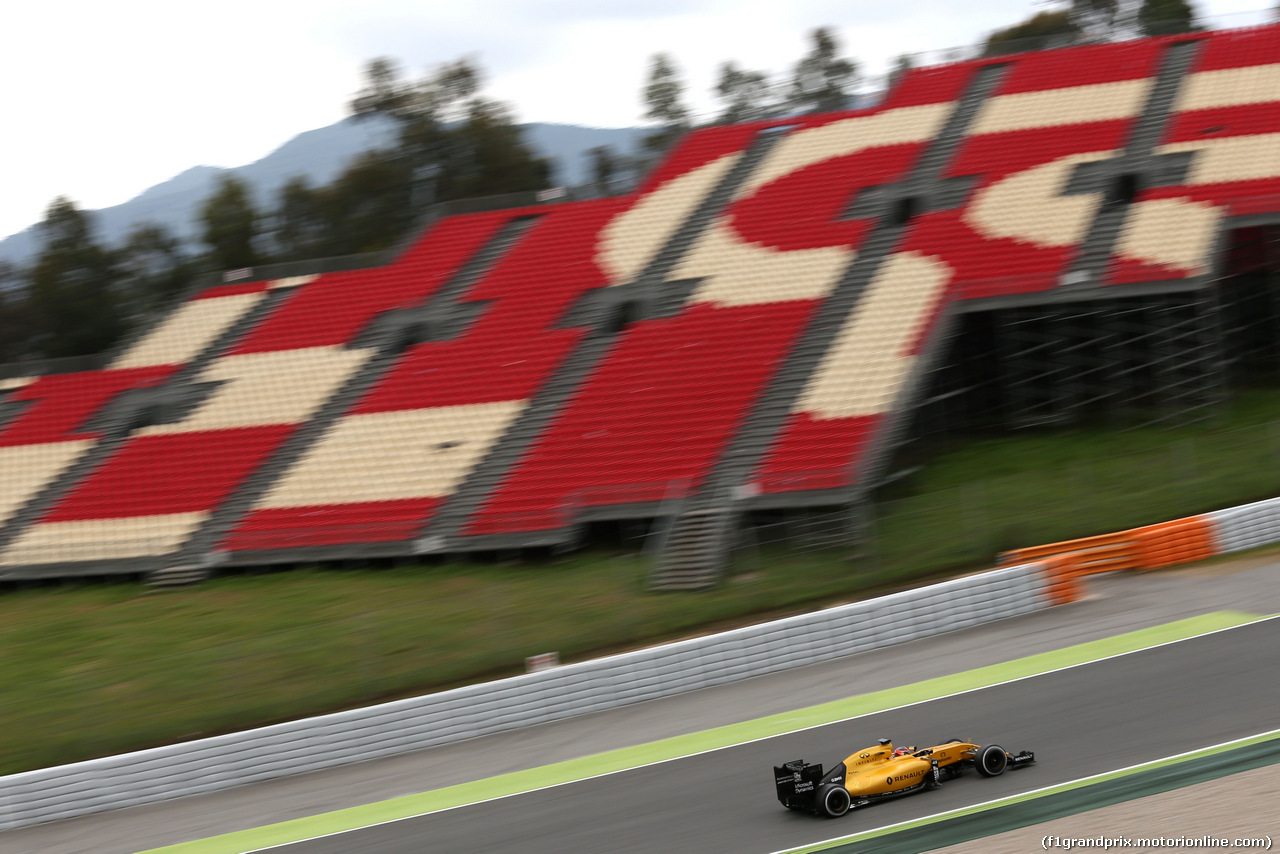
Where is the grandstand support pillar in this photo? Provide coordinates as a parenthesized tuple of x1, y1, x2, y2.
(988, 281, 1225, 431)
(846, 499, 875, 556)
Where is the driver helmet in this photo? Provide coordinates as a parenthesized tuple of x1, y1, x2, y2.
(892, 745, 916, 757)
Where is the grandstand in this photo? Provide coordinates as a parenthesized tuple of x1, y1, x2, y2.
(1, 24, 1279, 589)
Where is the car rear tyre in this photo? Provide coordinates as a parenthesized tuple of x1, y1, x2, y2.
(976, 744, 1008, 777)
(819, 784, 852, 817)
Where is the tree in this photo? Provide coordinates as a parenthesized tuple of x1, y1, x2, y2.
(887, 54, 915, 91)
(0, 262, 34, 363)
(199, 175, 261, 270)
(116, 222, 193, 321)
(449, 99, 551, 200)
(1137, 0, 1199, 35)
(314, 151, 414, 256)
(271, 177, 326, 262)
(352, 56, 479, 127)
(26, 197, 125, 358)
(788, 28, 857, 114)
(588, 146, 618, 195)
(349, 57, 413, 118)
(713, 61, 774, 124)
(641, 52, 690, 153)
(984, 10, 1080, 56)
(1066, 0, 1123, 37)
(350, 56, 549, 219)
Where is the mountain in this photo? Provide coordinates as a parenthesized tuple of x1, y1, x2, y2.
(0, 119, 645, 268)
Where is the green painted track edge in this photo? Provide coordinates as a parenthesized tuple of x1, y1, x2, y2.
(141, 610, 1267, 854)
(782, 728, 1280, 854)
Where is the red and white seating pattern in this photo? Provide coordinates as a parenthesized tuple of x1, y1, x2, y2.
(0, 214, 506, 565)
(222, 200, 628, 549)
(1110, 26, 1280, 284)
(0, 369, 176, 540)
(0, 280, 276, 561)
(4, 26, 1280, 563)
(470, 94, 966, 533)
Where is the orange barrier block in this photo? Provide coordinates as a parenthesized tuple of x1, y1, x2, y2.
(1131, 515, 1215, 569)
(1040, 555, 1086, 605)
(999, 531, 1140, 574)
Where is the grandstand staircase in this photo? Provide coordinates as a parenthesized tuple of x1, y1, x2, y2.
(0, 289, 292, 577)
(646, 500, 736, 591)
(1066, 39, 1201, 285)
(423, 133, 786, 550)
(649, 63, 1009, 590)
(145, 563, 212, 589)
(9, 29, 1274, 584)
(168, 216, 538, 569)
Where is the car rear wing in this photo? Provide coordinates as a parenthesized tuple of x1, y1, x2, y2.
(774, 760, 824, 810)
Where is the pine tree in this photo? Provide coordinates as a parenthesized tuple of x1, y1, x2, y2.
(588, 146, 618, 195)
(199, 175, 261, 271)
(1137, 0, 1199, 35)
(271, 177, 328, 262)
(642, 53, 690, 153)
(116, 222, 193, 321)
(349, 56, 548, 221)
(27, 198, 125, 358)
(788, 28, 857, 114)
(984, 10, 1080, 56)
(315, 151, 414, 256)
(714, 61, 773, 124)
(887, 55, 915, 91)
(0, 262, 34, 363)
(1069, 0, 1122, 38)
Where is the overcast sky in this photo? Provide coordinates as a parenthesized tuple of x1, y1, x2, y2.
(2, 0, 1272, 242)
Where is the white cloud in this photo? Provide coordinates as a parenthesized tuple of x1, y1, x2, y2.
(0, 0, 1268, 242)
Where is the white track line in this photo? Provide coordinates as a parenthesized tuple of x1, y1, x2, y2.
(248, 614, 1278, 853)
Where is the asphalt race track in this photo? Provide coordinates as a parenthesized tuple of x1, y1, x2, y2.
(263, 618, 1280, 854)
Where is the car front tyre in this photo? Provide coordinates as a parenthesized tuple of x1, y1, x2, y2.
(818, 784, 852, 817)
(976, 744, 1008, 777)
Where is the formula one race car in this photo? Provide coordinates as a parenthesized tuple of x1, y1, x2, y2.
(774, 737, 1035, 817)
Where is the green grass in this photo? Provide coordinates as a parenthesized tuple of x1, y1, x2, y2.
(7, 391, 1280, 776)
(855, 390, 1280, 577)
(0, 551, 863, 774)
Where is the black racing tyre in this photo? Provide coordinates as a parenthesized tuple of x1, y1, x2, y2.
(818, 784, 852, 817)
(976, 744, 1008, 777)
(946, 738, 964, 743)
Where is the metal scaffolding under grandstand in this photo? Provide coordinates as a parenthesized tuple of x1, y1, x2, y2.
(903, 284, 1231, 461)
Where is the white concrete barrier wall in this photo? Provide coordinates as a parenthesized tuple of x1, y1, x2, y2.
(0, 563, 1051, 830)
(1206, 496, 1280, 554)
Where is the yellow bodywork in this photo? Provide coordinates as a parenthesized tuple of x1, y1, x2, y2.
(839, 739, 977, 797)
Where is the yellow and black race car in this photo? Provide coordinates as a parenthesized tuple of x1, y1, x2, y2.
(773, 737, 1035, 817)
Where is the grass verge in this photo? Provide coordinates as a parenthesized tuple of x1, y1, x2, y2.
(5, 392, 1280, 774)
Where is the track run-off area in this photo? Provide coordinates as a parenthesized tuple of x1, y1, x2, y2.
(136, 611, 1279, 854)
